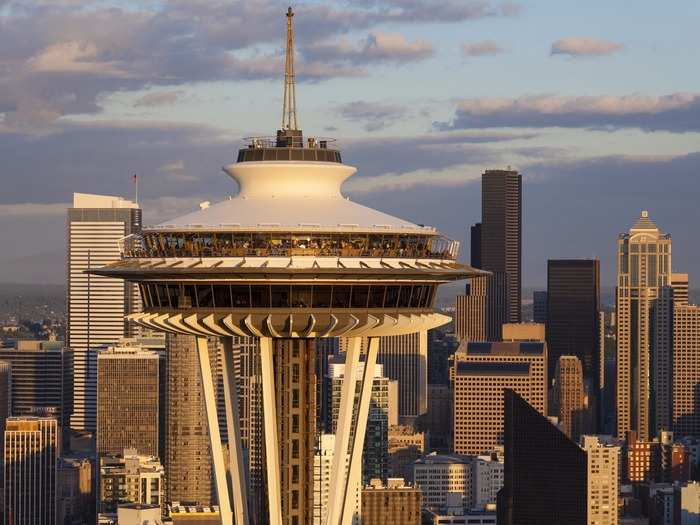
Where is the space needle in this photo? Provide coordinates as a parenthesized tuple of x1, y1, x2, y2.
(92, 7, 482, 525)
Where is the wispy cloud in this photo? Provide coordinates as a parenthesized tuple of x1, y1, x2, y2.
(461, 40, 504, 57)
(304, 32, 434, 65)
(550, 37, 623, 57)
(441, 93, 700, 132)
(337, 101, 408, 131)
(134, 91, 181, 108)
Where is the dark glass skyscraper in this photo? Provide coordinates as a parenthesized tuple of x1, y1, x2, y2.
(546, 259, 601, 426)
(470, 222, 482, 269)
(498, 389, 587, 525)
(481, 169, 522, 324)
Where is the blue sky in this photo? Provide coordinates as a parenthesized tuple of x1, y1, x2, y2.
(0, 0, 699, 287)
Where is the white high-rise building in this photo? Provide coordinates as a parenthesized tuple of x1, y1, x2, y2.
(67, 193, 141, 432)
(313, 434, 360, 525)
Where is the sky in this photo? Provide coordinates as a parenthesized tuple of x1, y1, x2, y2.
(0, 0, 699, 287)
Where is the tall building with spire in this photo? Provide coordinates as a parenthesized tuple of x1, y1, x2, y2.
(616, 211, 671, 440)
(90, 8, 478, 525)
(67, 193, 141, 432)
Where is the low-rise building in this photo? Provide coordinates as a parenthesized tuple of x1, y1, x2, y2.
(388, 425, 426, 481)
(472, 452, 503, 511)
(99, 449, 164, 514)
(168, 503, 221, 524)
(361, 478, 421, 525)
(414, 453, 473, 511)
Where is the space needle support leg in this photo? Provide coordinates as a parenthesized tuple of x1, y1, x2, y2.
(325, 337, 362, 525)
(196, 336, 233, 524)
(260, 337, 283, 525)
(340, 336, 379, 525)
(222, 337, 249, 525)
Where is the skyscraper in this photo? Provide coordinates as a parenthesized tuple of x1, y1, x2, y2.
(498, 389, 587, 525)
(378, 332, 428, 422)
(547, 259, 601, 427)
(672, 302, 700, 437)
(616, 211, 671, 440)
(452, 340, 547, 455)
(67, 192, 141, 432)
(552, 355, 587, 442)
(4, 416, 59, 525)
(96, 341, 160, 457)
(480, 169, 522, 324)
(163, 333, 215, 505)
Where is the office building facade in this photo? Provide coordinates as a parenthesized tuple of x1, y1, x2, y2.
(453, 341, 547, 454)
(616, 212, 672, 440)
(4, 416, 59, 525)
(0, 340, 68, 430)
(583, 435, 619, 525)
(67, 193, 141, 432)
(164, 333, 214, 505)
(96, 341, 160, 457)
(547, 259, 600, 427)
(552, 355, 587, 441)
(378, 331, 428, 420)
(414, 453, 473, 511)
(672, 303, 700, 437)
(361, 478, 421, 525)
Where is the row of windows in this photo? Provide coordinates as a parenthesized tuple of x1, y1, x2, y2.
(139, 283, 437, 310)
(125, 231, 456, 260)
(237, 147, 342, 163)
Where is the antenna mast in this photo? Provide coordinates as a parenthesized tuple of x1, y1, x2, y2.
(281, 6, 298, 131)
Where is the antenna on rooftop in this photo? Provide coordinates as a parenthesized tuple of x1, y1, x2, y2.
(281, 6, 298, 131)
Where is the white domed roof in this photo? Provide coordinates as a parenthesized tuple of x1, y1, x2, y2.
(153, 161, 433, 234)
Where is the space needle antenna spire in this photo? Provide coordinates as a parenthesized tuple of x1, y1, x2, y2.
(281, 6, 298, 131)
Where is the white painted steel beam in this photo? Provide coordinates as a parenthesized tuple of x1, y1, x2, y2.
(222, 337, 250, 525)
(340, 336, 380, 525)
(325, 337, 362, 525)
(259, 337, 283, 525)
(195, 336, 233, 524)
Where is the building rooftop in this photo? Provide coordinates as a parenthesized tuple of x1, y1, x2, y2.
(72, 192, 138, 210)
(414, 452, 472, 465)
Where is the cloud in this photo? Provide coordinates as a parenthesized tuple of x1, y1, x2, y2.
(134, 90, 181, 107)
(0, 0, 514, 132)
(304, 32, 433, 65)
(337, 101, 408, 131)
(0, 202, 69, 217)
(158, 159, 199, 182)
(550, 37, 623, 57)
(461, 40, 504, 56)
(442, 93, 700, 132)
